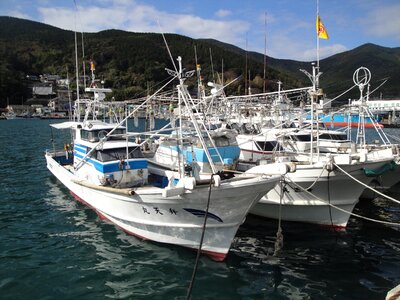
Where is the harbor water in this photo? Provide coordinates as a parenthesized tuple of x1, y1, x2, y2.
(0, 119, 399, 299)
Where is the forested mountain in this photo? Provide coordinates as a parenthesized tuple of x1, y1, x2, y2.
(1, 16, 399, 107)
(204, 39, 400, 102)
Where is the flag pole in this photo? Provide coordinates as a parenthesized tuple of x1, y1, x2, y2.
(316, 0, 320, 86)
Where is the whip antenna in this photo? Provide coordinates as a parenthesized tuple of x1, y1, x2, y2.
(158, 21, 178, 73)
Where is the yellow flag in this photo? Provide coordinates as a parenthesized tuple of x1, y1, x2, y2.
(316, 15, 329, 39)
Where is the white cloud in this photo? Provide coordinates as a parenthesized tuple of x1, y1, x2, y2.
(261, 29, 347, 61)
(37, 1, 249, 46)
(303, 44, 348, 61)
(4, 9, 31, 20)
(215, 9, 231, 18)
(362, 4, 400, 39)
(157, 14, 248, 44)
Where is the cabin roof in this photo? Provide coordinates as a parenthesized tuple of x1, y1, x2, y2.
(76, 139, 140, 149)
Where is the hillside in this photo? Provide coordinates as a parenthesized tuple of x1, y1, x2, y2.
(1, 16, 399, 107)
(0, 16, 305, 106)
(204, 39, 400, 101)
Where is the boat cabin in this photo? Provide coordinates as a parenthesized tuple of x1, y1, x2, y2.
(73, 121, 148, 188)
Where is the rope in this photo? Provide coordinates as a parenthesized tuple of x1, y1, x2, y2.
(186, 173, 214, 300)
(385, 133, 400, 143)
(301, 161, 329, 191)
(333, 163, 400, 205)
(273, 176, 285, 256)
(284, 176, 400, 227)
(327, 170, 334, 228)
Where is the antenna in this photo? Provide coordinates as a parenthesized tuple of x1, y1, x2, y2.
(209, 48, 215, 82)
(221, 58, 224, 86)
(158, 21, 178, 73)
(74, 30, 79, 99)
(248, 70, 251, 95)
(73, 0, 86, 91)
(353, 67, 371, 148)
(194, 45, 204, 99)
(73, 0, 80, 108)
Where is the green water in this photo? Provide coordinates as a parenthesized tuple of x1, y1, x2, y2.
(0, 119, 399, 299)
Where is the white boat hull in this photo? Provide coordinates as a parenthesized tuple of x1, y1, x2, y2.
(46, 153, 278, 260)
(251, 160, 391, 227)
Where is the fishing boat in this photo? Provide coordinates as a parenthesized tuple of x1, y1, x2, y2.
(317, 112, 382, 128)
(230, 66, 396, 227)
(147, 123, 240, 181)
(251, 151, 393, 227)
(234, 123, 394, 227)
(45, 57, 281, 261)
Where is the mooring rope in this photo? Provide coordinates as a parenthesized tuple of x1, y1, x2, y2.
(186, 173, 214, 300)
(333, 163, 400, 205)
(385, 133, 400, 144)
(273, 176, 285, 256)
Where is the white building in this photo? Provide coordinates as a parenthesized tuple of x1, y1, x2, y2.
(367, 99, 400, 113)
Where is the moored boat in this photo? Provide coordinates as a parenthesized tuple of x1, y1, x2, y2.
(45, 57, 281, 261)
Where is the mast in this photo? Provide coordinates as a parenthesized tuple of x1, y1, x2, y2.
(300, 64, 322, 163)
(74, 29, 80, 121)
(245, 33, 248, 95)
(315, 0, 329, 89)
(66, 66, 72, 121)
(81, 32, 86, 90)
(263, 12, 267, 94)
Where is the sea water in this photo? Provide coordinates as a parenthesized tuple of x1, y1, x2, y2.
(0, 119, 399, 299)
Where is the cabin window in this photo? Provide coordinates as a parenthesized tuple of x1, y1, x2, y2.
(81, 128, 126, 142)
(332, 134, 347, 141)
(96, 147, 144, 162)
(213, 137, 231, 147)
(317, 133, 348, 141)
(256, 141, 283, 151)
(201, 136, 236, 147)
(291, 134, 311, 142)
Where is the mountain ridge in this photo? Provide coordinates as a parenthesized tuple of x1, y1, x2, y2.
(1, 16, 399, 107)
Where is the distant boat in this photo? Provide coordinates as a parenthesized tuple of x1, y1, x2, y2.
(40, 111, 68, 119)
(3, 112, 18, 120)
(317, 113, 383, 128)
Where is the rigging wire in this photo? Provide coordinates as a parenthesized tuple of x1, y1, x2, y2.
(186, 174, 214, 300)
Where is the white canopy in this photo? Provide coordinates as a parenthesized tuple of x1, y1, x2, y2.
(50, 121, 81, 129)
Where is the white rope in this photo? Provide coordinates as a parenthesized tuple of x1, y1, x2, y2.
(302, 161, 329, 190)
(386, 133, 400, 143)
(333, 163, 400, 205)
(285, 176, 400, 227)
(273, 176, 284, 256)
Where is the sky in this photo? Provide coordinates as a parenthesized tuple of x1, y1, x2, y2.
(1, 0, 399, 61)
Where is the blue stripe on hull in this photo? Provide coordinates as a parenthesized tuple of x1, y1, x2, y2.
(74, 151, 147, 173)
